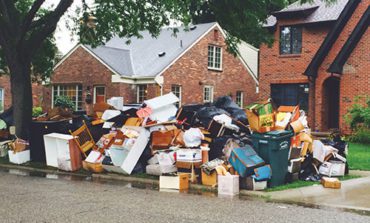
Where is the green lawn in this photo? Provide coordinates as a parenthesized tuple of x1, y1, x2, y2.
(348, 143, 370, 171)
(265, 175, 360, 192)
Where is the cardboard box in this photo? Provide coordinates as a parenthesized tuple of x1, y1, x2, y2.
(201, 170, 217, 186)
(319, 161, 345, 177)
(218, 175, 239, 196)
(43, 133, 82, 171)
(9, 150, 30, 164)
(82, 160, 104, 173)
(160, 174, 189, 190)
(246, 101, 275, 133)
(321, 177, 341, 189)
(176, 149, 202, 162)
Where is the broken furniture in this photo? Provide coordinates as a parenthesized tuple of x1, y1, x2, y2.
(43, 133, 82, 171)
(69, 120, 97, 157)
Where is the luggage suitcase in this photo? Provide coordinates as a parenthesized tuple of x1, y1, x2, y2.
(228, 146, 264, 177)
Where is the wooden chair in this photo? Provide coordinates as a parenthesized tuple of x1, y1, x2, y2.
(69, 120, 97, 157)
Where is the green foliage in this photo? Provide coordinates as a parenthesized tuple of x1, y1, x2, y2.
(54, 96, 75, 110)
(32, 107, 43, 117)
(348, 143, 370, 170)
(345, 95, 370, 143)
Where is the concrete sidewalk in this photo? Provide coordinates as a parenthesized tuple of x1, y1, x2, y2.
(264, 171, 370, 212)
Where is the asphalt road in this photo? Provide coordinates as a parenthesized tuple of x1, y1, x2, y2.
(0, 171, 369, 223)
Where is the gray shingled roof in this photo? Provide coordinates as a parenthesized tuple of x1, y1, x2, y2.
(264, 0, 349, 27)
(87, 22, 216, 77)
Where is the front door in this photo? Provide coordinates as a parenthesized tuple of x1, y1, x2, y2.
(322, 77, 340, 130)
(94, 86, 106, 104)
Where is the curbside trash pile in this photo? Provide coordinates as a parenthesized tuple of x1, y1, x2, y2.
(0, 94, 350, 193)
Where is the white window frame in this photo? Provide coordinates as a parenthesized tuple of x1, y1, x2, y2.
(171, 85, 182, 107)
(208, 45, 222, 71)
(0, 88, 4, 112)
(203, 85, 214, 103)
(93, 86, 106, 104)
(236, 91, 244, 108)
(137, 85, 148, 103)
(52, 85, 82, 111)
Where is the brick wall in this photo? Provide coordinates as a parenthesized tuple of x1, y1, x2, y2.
(0, 75, 11, 111)
(49, 46, 136, 110)
(162, 27, 258, 106)
(0, 75, 45, 112)
(259, 1, 370, 133)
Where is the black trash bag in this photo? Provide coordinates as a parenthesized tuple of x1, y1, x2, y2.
(106, 112, 127, 127)
(321, 138, 349, 175)
(195, 106, 229, 129)
(71, 114, 92, 132)
(214, 96, 248, 123)
(0, 107, 13, 126)
(131, 161, 145, 174)
(138, 144, 152, 169)
(209, 136, 233, 160)
(299, 154, 317, 180)
(176, 104, 208, 129)
(122, 108, 139, 118)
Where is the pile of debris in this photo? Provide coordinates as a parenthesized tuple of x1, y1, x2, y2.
(0, 93, 349, 193)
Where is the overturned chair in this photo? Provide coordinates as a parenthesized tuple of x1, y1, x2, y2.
(69, 120, 97, 157)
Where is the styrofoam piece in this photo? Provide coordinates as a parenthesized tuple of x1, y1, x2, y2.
(9, 150, 30, 164)
(107, 97, 124, 110)
(218, 175, 239, 196)
(144, 93, 179, 122)
(102, 110, 121, 121)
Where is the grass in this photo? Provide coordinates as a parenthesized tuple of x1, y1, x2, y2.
(348, 143, 370, 171)
(265, 175, 361, 192)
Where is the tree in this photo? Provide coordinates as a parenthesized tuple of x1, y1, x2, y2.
(0, 0, 336, 139)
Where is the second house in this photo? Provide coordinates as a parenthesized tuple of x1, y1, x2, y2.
(44, 22, 258, 112)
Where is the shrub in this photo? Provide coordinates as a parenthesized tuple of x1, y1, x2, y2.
(345, 95, 370, 143)
(54, 96, 75, 110)
(32, 107, 43, 117)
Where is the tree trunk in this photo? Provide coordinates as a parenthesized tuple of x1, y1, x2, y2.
(9, 59, 33, 140)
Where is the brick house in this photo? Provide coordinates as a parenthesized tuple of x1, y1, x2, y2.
(0, 75, 44, 112)
(46, 22, 259, 113)
(259, 0, 369, 133)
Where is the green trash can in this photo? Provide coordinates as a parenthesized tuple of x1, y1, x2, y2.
(251, 130, 294, 187)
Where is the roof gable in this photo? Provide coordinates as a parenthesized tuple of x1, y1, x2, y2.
(328, 6, 370, 74)
(304, 0, 360, 77)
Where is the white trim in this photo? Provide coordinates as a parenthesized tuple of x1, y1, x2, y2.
(171, 85, 182, 107)
(112, 74, 156, 84)
(207, 45, 223, 71)
(0, 88, 4, 112)
(236, 91, 244, 108)
(203, 85, 214, 103)
(93, 85, 106, 104)
(51, 85, 55, 109)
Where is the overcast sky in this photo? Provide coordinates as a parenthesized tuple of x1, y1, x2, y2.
(45, 0, 91, 55)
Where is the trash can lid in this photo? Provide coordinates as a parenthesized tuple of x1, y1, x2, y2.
(265, 130, 292, 137)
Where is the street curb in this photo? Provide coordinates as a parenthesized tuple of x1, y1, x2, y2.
(2, 162, 370, 215)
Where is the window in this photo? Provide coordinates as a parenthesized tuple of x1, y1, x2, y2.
(52, 85, 83, 111)
(137, 85, 148, 103)
(94, 86, 106, 104)
(208, 45, 222, 70)
(0, 88, 4, 112)
(280, 26, 302, 55)
(171, 85, 182, 107)
(271, 84, 309, 112)
(203, 86, 214, 103)
(236, 91, 244, 108)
